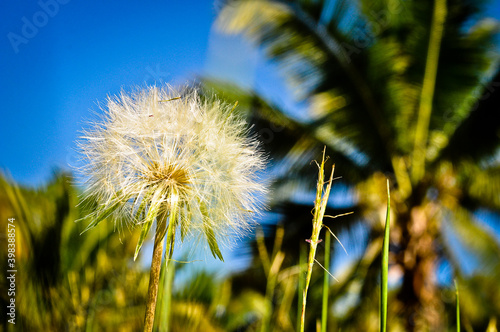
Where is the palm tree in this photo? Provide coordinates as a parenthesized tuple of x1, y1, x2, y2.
(213, 0, 500, 330)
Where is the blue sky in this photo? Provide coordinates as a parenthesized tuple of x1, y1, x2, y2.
(0, 0, 298, 188)
(1, 1, 219, 186)
(0, 0, 287, 276)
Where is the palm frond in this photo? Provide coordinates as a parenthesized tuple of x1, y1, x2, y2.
(459, 163, 500, 210)
(438, 69, 500, 165)
(217, 0, 395, 171)
(442, 206, 500, 277)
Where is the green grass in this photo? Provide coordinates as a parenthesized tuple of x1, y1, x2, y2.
(455, 279, 460, 332)
(381, 180, 390, 332)
(321, 231, 331, 332)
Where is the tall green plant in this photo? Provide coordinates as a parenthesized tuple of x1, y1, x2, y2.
(301, 149, 350, 331)
(321, 231, 331, 332)
(381, 180, 390, 332)
(301, 149, 335, 332)
(455, 280, 460, 332)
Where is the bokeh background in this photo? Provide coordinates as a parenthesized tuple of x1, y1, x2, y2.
(1, 0, 500, 331)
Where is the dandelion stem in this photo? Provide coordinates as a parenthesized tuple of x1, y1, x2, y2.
(144, 221, 166, 332)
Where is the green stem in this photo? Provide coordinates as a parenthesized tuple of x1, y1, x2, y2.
(297, 244, 306, 330)
(261, 252, 285, 332)
(143, 223, 166, 332)
(156, 259, 175, 332)
(380, 180, 391, 332)
(301, 240, 319, 332)
(301, 149, 335, 332)
(455, 280, 460, 332)
(321, 231, 331, 332)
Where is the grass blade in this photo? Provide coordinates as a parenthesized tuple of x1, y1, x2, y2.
(180, 201, 191, 242)
(455, 279, 460, 332)
(155, 259, 175, 332)
(321, 231, 331, 332)
(164, 189, 179, 261)
(381, 179, 390, 332)
(200, 201, 224, 261)
(204, 222, 224, 261)
(80, 196, 123, 234)
(133, 188, 155, 221)
(134, 196, 161, 260)
(297, 243, 306, 330)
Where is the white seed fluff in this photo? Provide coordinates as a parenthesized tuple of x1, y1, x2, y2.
(77, 86, 267, 254)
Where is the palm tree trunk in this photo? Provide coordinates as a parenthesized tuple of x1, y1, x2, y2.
(397, 205, 445, 331)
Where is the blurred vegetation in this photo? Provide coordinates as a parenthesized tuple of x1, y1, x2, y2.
(208, 0, 500, 330)
(0, 173, 148, 331)
(0, 173, 267, 332)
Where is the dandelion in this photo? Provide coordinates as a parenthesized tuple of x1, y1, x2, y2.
(76, 86, 267, 331)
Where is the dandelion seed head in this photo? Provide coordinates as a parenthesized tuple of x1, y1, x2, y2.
(77, 86, 268, 255)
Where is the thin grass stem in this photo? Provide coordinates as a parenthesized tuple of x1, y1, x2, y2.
(455, 279, 460, 332)
(380, 180, 390, 332)
(297, 244, 306, 330)
(301, 148, 335, 332)
(321, 231, 331, 332)
(155, 259, 175, 332)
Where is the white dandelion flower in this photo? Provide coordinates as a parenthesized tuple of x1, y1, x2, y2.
(77, 85, 268, 331)
(76, 86, 268, 261)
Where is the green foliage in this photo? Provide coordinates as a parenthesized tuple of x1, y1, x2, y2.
(212, 0, 500, 330)
(0, 172, 148, 331)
